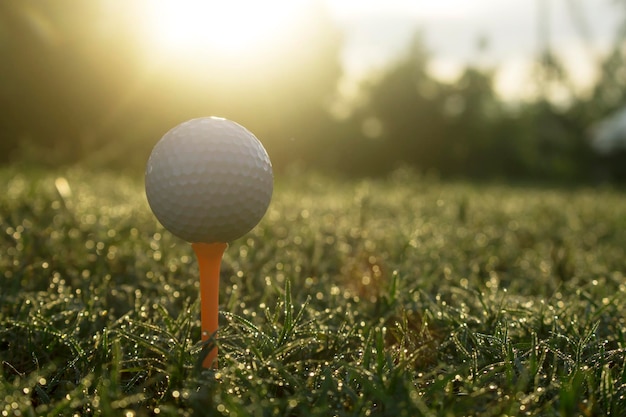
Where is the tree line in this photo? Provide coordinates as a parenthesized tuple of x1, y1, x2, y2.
(1, 1, 625, 182)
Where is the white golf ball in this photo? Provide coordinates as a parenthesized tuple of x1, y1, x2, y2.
(145, 117, 273, 243)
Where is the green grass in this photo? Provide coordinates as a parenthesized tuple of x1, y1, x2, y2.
(1, 167, 626, 416)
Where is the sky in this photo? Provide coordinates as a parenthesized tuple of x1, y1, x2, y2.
(322, 0, 624, 99)
(133, 0, 624, 101)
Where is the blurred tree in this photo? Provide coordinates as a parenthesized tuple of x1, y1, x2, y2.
(440, 67, 501, 177)
(351, 34, 448, 175)
(583, 39, 626, 181)
(590, 45, 626, 116)
(346, 28, 605, 181)
(346, 34, 518, 179)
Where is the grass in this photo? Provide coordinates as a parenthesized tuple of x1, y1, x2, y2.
(1, 166, 626, 416)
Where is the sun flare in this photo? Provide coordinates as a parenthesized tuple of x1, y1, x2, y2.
(141, 0, 307, 58)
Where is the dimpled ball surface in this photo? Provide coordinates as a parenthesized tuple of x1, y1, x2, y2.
(145, 117, 273, 243)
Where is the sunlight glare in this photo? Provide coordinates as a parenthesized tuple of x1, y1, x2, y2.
(143, 0, 307, 57)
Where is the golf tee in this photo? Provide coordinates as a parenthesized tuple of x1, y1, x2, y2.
(192, 242, 228, 369)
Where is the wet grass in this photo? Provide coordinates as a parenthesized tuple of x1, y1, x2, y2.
(1, 167, 626, 416)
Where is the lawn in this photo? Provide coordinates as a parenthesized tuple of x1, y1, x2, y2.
(1, 167, 626, 416)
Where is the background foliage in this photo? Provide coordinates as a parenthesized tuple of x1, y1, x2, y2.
(1, 0, 626, 181)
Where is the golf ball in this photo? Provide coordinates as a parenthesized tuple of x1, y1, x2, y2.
(145, 117, 273, 243)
